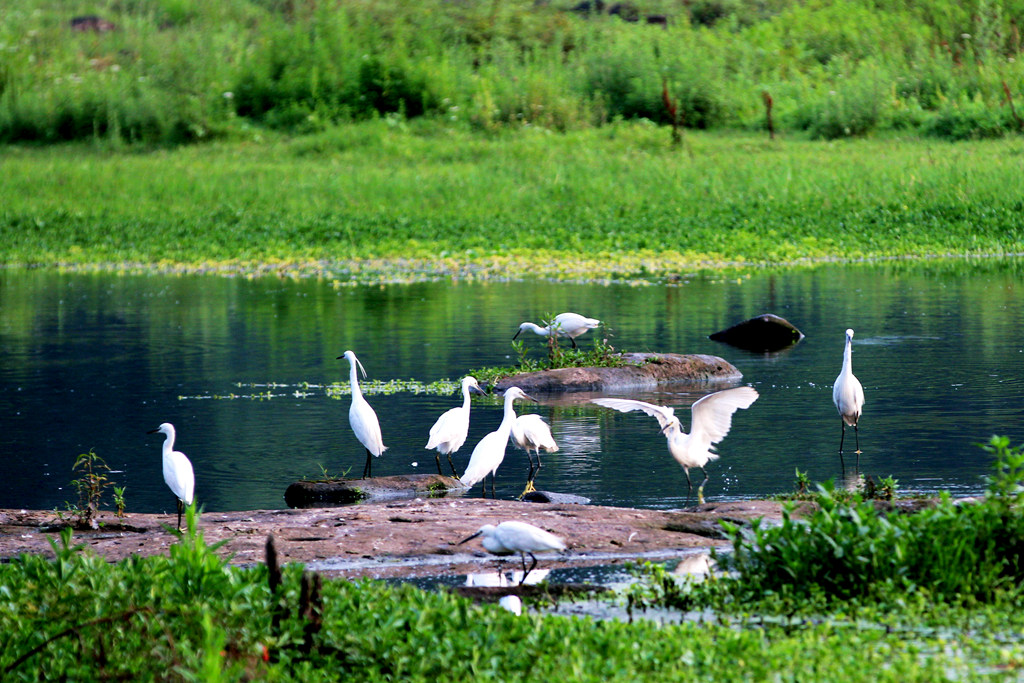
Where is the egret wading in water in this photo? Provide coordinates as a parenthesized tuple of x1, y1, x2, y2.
(513, 312, 601, 349)
(337, 350, 387, 478)
(511, 413, 559, 495)
(459, 520, 567, 585)
(425, 376, 486, 476)
(460, 387, 536, 498)
(147, 423, 195, 531)
(592, 386, 759, 504)
(833, 328, 865, 471)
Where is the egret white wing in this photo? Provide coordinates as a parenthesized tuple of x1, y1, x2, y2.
(426, 406, 468, 452)
(591, 398, 676, 432)
(164, 452, 195, 505)
(689, 387, 759, 451)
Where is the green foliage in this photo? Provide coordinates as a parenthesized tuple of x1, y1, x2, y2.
(4, 512, 1023, 680)
(469, 327, 639, 386)
(2, 128, 1023, 279)
(55, 449, 123, 530)
(3, 0, 1024, 143)
(712, 436, 1024, 607)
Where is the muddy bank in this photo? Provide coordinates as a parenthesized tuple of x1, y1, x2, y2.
(0, 498, 796, 579)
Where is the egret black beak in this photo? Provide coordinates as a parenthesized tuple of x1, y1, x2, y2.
(523, 392, 539, 403)
(146, 428, 159, 434)
(512, 329, 522, 341)
(470, 384, 488, 396)
(458, 530, 483, 545)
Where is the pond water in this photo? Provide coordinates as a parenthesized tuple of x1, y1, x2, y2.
(2, 260, 1022, 516)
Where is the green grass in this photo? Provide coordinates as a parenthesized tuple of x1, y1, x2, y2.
(4, 505, 1024, 681)
(2, 124, 1023, 281)
(3, 0, 1024, 143)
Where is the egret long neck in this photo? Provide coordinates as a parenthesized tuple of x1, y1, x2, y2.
(842, 336, 853, 376)
(348, 359, 363, 398)
(161, 430, 175, 458)
(461, 383, 473, 410)
(497, 394, 519, 436)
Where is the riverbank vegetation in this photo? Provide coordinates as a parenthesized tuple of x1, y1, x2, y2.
(3, 437, 1024, 680)
(2, 128, 1022, 280)
(4, 0, 1024, 144)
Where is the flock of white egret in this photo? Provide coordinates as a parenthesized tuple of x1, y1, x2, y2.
(147, 313, 864, 578)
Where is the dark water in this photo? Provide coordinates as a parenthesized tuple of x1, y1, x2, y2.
(2, 260, 1022, 515)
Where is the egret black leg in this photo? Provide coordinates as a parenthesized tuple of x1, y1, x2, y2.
(570, 338, 578, 349)
(176, 499, 183, 530)
(854, 425, 861, 469)
(435, 454, 443, 476)
(363, 449, 372, 479)
(489, 474, 496, 499)
(519, 553, 538, 586)
(838, 421, 847, 473)
(447, 454, 459, 478)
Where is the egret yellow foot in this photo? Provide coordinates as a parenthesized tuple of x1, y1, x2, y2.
(519, 479, 537, 499)
(697, 486, 705, 505)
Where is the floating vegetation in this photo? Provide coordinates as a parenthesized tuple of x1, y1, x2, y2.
(178, 378, 463, 401)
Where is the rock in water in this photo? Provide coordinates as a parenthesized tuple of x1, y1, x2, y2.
(709, 314, 804, 352)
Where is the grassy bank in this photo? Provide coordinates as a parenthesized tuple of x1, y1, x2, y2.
(2, 124, 1023, 281)
(3, 0, 1024, 144)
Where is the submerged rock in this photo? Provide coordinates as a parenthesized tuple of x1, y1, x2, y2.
(284, 473, 467, 508)
(709, 314, 804, 352)
(493, 353, 741, 393)
(520, 490, 591, 504)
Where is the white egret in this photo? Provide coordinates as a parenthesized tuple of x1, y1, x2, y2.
(146, 422, 195, 530)
(459, 520, 567, 585)
(513, 312, 601, 349)
(425, 376, 485, 476)
(832, 328, 865, 470)
(460, 387, 536, 497)
(592, 386, 759, 504)
(511, 413, 559, 494)
(337, 350, 387, 478)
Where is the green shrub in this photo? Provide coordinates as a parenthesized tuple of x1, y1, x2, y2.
(714, 436, 1024, 605)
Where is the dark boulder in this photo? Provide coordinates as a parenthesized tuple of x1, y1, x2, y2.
(709, 314, 804, 352)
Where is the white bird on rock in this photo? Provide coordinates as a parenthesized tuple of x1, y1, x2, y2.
(337, 350, 387, 478)
(460, 387, 536, 497)
(425, 376, 486, 476)
(832, 328, 865, 471)
(459, 520, 567, 585)
(592, 386, 759, 504)
(147, 422, 195, 530)
(511, 414, 559, 494)
(513, 312, 601, 349)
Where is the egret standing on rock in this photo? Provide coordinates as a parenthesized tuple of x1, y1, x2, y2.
(513, 312, 601, 349)
(833, 328, 865, 471)
(337, 350, 387, 478)
(592, 386, 759, 504)
(147, 422, 195, 531)
(459, 520, 567, 585)
(511, 413, 559, 494)
(460, 387, 536, 497)
(425, 376, 485, 476)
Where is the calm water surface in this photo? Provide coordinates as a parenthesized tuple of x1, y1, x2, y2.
(2, 261, 1022, 515)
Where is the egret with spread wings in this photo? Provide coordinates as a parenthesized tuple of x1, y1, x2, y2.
(592, 386, 758, 503)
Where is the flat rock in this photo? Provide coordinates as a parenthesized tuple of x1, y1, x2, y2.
(709, 314, 805, 352)
(520, 490, 591, 504)
(284, 473, 467, 508)
(0, 498, 793, 580)
(494, 353, 742, 393)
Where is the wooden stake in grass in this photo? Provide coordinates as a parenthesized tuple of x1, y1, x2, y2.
(662, 77, 682, 147)
(762, 90, 775, 140)
(1002, 81, 1023, 132)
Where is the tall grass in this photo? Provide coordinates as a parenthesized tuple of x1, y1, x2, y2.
(3, 0, 1024, 144)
